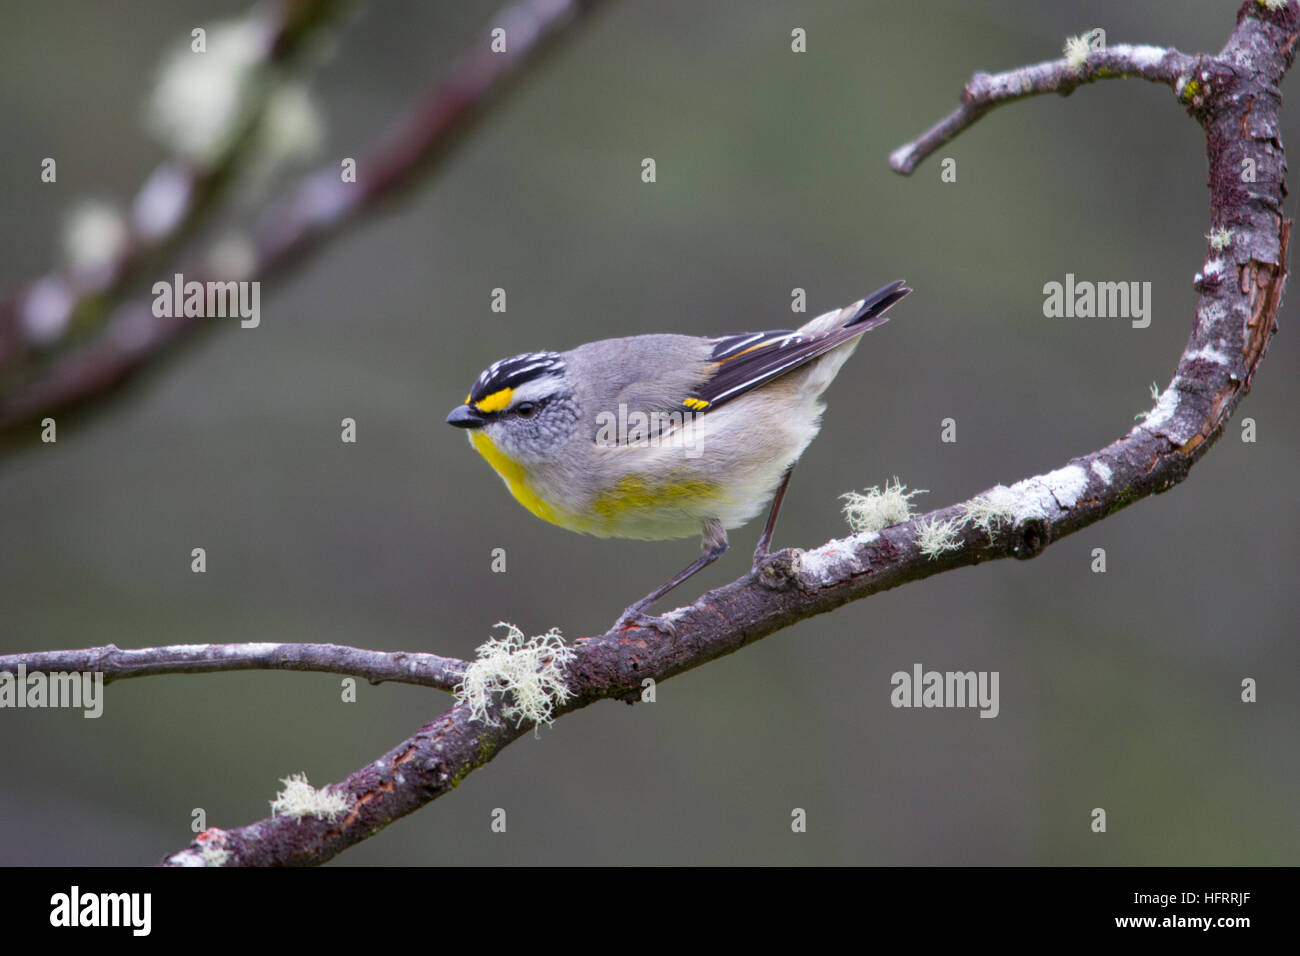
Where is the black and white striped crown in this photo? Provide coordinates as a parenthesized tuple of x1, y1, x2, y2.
(468, 351, 565, 404)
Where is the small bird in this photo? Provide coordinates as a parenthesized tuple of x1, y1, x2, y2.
(447, 280, 911, 633)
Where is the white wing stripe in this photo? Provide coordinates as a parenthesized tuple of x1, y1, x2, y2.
(714, 332, 765, 357)
(710, 355, 809, 403)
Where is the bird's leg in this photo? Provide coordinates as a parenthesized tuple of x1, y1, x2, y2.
(752, 464, 795, 567)
(613, 519, 728, 635)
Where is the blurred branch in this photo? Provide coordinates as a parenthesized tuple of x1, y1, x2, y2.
(151, 0, 1294, 868)
(0, 0, 341, 396)
(0, 642, 467, 691)
(0, 0, 608, 443)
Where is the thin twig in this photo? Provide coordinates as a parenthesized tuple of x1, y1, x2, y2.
(0, 642, 467, 691)
(890, 43, 1199, 174)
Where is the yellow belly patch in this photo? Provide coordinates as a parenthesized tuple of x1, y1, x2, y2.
(469, 435, 723, 539)
(593, 475, 719, 518)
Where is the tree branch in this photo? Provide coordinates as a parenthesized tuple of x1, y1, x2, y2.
(0, 642, 467, 691)
(889, 42, 1199, 175)
(152, 0, 1295, 867)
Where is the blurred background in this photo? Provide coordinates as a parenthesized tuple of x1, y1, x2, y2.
(0, 0, 1295, 865)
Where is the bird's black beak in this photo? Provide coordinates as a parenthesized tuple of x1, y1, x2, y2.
(446, 404, 487, 429)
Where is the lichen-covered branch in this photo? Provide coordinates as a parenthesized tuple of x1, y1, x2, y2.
(0, 642, 467, 691)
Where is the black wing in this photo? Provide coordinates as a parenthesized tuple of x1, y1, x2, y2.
(682, 280, 910, 414)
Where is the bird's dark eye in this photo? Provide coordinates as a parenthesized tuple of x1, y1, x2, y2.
(515, 402, 537, 418)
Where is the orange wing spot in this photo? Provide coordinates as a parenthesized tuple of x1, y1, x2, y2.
(716, 342, 770, 363)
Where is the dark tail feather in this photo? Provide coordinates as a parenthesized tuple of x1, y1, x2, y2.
(846, 279, 911, 329)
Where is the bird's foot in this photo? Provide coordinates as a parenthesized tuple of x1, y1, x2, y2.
(751, 546, 799, 589)
(611, 607, 677, 636)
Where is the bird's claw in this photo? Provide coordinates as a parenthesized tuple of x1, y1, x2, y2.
(612, 609, 677, 636)
(751, 547, 799, 589)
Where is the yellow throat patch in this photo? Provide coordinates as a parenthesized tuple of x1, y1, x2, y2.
(468, 431, 571, 528)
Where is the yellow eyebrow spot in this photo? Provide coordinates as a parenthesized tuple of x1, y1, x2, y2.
(474, 387, 514, 413)
(682, 397, 709, 410)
